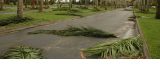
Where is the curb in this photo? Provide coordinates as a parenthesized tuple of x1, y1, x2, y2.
(133, 11, 150, 59)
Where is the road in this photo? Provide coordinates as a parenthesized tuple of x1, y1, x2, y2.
(0, 9, 135, 59)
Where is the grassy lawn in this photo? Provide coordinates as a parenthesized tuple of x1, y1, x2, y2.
(135, 9, 160, 58)
(0, 6, 109, 32)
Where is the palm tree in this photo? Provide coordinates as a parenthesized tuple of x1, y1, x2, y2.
(36, 0, 39, 8)
(156, 0, 160, 19)
(17, 0, 24, 18)
(69, 0, 72, 10)
(85, 0, 88, 7)
(24, 0, 28, 8)
(31, 0, 36, 9)
(140, 0, 149, 13)
(45, 0, 49, 8)
(39, 0, 44, 12)
(95, 0, 99, 8)
(57, 0, 61, 8)
(0, 0, 4, 10)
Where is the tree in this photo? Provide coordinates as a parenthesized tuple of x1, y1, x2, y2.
(85, 0, 88, 7)
(45, 0, 49, 8)
(36, 0, 39, 8)
(57, 0, 61, 8)
(17, 0, 24, 18)
(156, 0, 160, 19)
(0, 0, 4, 10)
(39, 0, 44, 12)
(69, 0, 72, 10)
(140, 0, 149, 13)
(31, 0, 36, 9)
(50, 0, 55, 5)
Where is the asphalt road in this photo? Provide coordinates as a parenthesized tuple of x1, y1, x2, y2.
(0, 9, 135, 59)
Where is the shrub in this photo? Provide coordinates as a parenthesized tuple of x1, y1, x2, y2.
(28, 26, 116, 38)
(0, 17, 32, 26)
(1, 46, 42, 59)
(81, 36, 144, 59)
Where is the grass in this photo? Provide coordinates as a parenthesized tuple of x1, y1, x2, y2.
(0, 7, 16, 12)
(28, 26, 116, 38)
(135, 8, 160, 58)
(0, 6, 105, 32)
(81, 36, 143, 59)
(0, 16, 32, 26)
(1, 46, 42, 59)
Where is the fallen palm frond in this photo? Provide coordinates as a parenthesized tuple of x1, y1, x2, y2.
(53, 7, 82, 13)
(1, 46, 42, 59)
(55, 13, 84, 17)
(81, 36, 144, 59)
(28, 26, 116, 38)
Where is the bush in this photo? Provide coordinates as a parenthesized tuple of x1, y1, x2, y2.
(81, 36, 144, 59)
(1, 46, 42, 59)
(28, 26, 116, 38)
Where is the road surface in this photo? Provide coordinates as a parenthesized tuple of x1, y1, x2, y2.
(0, 9, 135, 59)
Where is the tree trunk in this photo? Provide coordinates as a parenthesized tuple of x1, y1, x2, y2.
(0, 0, 4, 10)
(24, 0, 28, 8)
(145, 0, 149, 12)
(39, 0, 43, 12)
(17, 0, 23, 18)
(95, 0, 99, 7)
(57, 0, 61, 8)
(45, 0, 49, 8)
(36, 0, 39, 8)
(104, 0, 108, 10)
(140, 0, 149, 13)
(85, 0, 88, 7)
(156, 0, 160, 19)
(69, 0, 72, 10)
(31, 0, 36, 9)
(50, 0, 55, 5)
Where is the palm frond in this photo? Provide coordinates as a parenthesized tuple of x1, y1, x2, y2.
(2, 46, 42, 59)
(29, 26, 116, 38)
(82, 36, 144, 59)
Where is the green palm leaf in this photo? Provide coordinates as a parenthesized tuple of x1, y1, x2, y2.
(2, 46, 42, 59)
